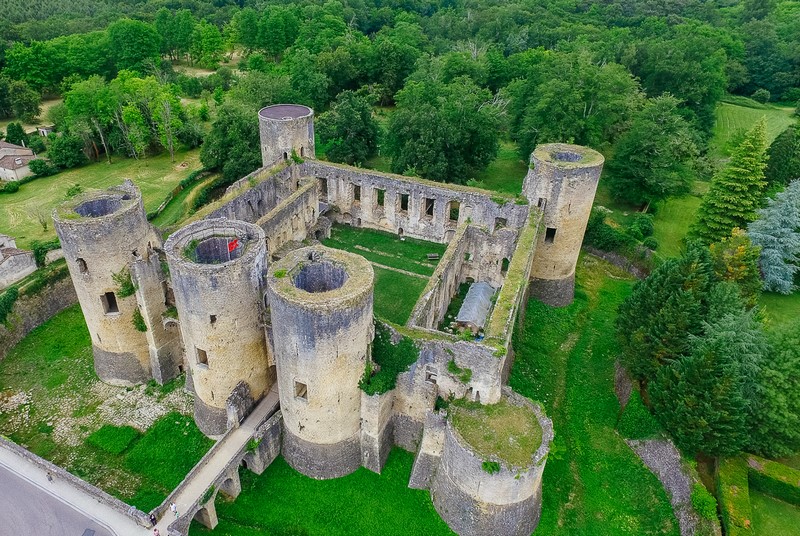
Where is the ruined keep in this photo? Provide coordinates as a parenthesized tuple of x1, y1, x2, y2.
(53, 181, 179, 386)
(268, 246, 374, 478)
(55, 105, 604, 536)
(164, 219, 272, 436)
(522, 143, 604, 306)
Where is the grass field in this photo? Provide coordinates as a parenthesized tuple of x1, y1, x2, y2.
(189, 449, 454, 536)
(759, 292, 800, 329)
(322, 224, 445, 276)
(0, 98, 63, 134)
(751, 490, 800, 536)
(510, 255, 679, 535)
(0, 149, 201, 249)
(710, 102, 797, 158)
(373, 266, 428, 325)
(472, 140, 528, 194)
(651, 194, 703, 257)
(0, 304, 211, 512)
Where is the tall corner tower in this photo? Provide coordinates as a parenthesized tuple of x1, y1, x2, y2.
(53, 181, 161, 386)
(267, 246, 374, 479)
(522, 143, 604, 307)
(258, 104, 315, 168)
(164, 218, 271, 437)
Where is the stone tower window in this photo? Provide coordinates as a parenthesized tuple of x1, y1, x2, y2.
(300, 146, 305, 157)
(353, 184, 361, 203)
(501, 258, 510, 276)
(495, 217, 507, 230)
(77, 258, 88, 273)
(294, 381, 308, 400)
(283, 151, 289, 160)
(545, 227, 557, 244)
(196, 347, 208, 367)
(375, 189, 385, 207)
(449, 201, 460, 222)
(537, 197, 547, 209)
(210, 314, 217, 325)
(424, 198, 435, 218)
(100, 292, 119, 314)
(400, 193, 409, 213)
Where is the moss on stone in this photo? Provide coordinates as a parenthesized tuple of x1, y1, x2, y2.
(450, 396, 543, 468)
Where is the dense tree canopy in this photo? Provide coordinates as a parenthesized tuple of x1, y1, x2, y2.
(318, 90, 380, 166)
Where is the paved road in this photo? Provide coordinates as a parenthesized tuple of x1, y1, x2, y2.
(0, 464, 116, 536)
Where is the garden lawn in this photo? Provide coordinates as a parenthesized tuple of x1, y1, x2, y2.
(759, 292, 800, 330)
(189, 449, 454, 536)
(0, 149, 201, 249)
(0, 304, 211, 512)
(473, 140, 528, 194)
(750, 490, 800, 536)
(322, 224, 445, 276)
(0, 98, 63, 133)
(651, 194, 703, 258)
(710, 102, 796, 158)
(373, 266, 428, 325)
(510, 254, 679, 535)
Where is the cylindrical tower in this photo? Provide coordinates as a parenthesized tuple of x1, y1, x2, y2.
(164, 218, 271, 437)
(431, 391, 553, 536)
(53, 181, 160, 386)
(267, 246, 374, 479)
(522, 143, 604, 306)
(258, 104, 315, 168)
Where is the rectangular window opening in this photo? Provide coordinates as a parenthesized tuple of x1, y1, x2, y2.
(101, 292, 119, 314)
(196, 347, 208, 366)
(425, 197, 435, 217)
(353, 184, 361, 203)
(294, 381, 308, 400)
(400, 193, 409, 213)
(210, 314, 217, 325)
(318, 177, 328, 201)
(425, 371, 438, 384)
(449, 201, 460, 222)
(495, 217, 507, 230)
(376, 189, 385, 207)
(537, 197, 546, 209)
(545, 227, 557, 244)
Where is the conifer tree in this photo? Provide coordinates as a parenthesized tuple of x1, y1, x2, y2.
(691, 119, 769, 244)
(650, 311, 766, 456)
(765, 126, 800, 188)
(709, 228, 762, 307)
(747, 179, 800, 293)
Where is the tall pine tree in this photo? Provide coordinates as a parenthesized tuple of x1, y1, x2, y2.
(747, 179, 800, 294)
(691, 119, 769, 244)
(765, 126, 800, 188)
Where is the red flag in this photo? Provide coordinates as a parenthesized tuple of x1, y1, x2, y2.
(227, 238, 239, 252)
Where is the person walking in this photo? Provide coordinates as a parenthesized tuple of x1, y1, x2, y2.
(170, 502, 178, 518)
(149, 513, 157, 526)
(153, 528, 160, 536)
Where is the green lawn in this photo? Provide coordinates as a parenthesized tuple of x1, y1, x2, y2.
(189, 449, 454, 536)
(0, 304, 211, 512)
(0, 149, 201, 249)
(0, 98, 63, 134)
(473, 140, 528, 194)
(759, 292, 800, 330)
(373, 266, 428, 325)
(510, 255, 679, 535)
(710, 102, 797, 158)
(651, 194, 703, 258)
(322, 224, 445, 276)
(751, 490, 800, 536)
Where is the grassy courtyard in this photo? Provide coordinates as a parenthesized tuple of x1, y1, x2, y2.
(0, 149, 201, 249)
(190, 449, 454, 536)
(0, 304, 212, 512)
(510, 255, 679, 535)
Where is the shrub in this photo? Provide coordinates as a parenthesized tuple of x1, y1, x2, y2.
(717, 457, 752, 536)
(617, 390, 662, 439)
(642, 237, 659, 250)
(0, 287, 19, 324)
(86, 425, 141, 455)
(2, 181, 20, 193)
(112, 268, 135, 298)
(31, 239, 60, 266)
(584, 209, 635, 252)
(65, 183, 82, 198)
(27, 135, 46, 153)
(28, 158, 58, 177)
(751, 88, 771, 103)
(482, 460, 501, 474)
(747, 455, 800, 506)
(132, 307, 147, 332)
(691, 483, 718, 520)
(629, 213, 654, 238)
(359, 322, 419, 395)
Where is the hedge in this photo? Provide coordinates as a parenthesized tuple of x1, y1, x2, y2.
(717, 456, 752, 536)
(747, 455, 800, 506)
(617, 390, 662, 439)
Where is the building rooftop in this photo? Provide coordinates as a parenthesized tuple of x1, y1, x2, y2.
(258, 104, 313, 121)
(456, 281, 496, 329)
(0, 154, 35, 170)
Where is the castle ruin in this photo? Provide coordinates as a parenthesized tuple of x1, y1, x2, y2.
(54, 103, 603, 536)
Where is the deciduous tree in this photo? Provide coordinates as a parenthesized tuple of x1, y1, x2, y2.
(317, 89, 379, 165)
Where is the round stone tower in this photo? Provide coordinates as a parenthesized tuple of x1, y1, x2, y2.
(164, 218, 271, 437)
(522, 143, 604, 306)
(53, 181, 160, 386)
(267, 246, 374, 479)
(431, 390, 553, 536)
(258, 104, 315, 168)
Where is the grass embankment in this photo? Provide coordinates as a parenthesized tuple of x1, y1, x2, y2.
(751, 491, 800, 536)
(510, 255, 678, 535)
(451, 397, 543, 467)
(0, 149, 201, 249)
(710, 100, 797, 158)
(0, 304, 212, 511)
(150, 173, 218, 230)
(189, 449, 454, 536)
